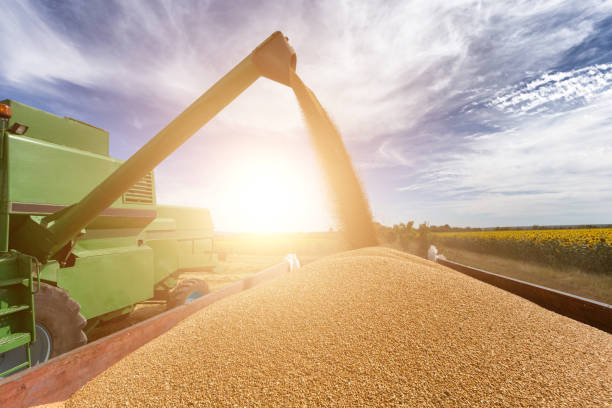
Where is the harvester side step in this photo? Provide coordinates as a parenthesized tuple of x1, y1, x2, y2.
(0, 278, 29, 288)
(0, 305, 29, 318)
(0, 361, 31, 378)
(0, 332, 31, 354)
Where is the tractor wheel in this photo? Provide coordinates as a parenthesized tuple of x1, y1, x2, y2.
(32, 283, 87, 363)
(167, 279, 210, 309)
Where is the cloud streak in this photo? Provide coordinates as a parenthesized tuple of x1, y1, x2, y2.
(490, 64, 612, 114)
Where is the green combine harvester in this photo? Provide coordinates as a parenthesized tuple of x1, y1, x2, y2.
(0, 100, 218, 376)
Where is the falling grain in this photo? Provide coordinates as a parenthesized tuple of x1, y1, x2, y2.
(65, 247, 611, 407)
(290, 71, 378, 249)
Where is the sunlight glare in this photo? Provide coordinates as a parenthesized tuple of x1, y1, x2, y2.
(216, 153, 329, 232)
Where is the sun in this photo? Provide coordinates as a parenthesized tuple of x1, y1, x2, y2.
(238, 159, 294, 231)
(214, 153, 330, 232)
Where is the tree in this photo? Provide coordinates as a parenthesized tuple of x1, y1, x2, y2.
(416, 222, 430, 258)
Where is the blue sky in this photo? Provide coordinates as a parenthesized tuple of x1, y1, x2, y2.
(1, 1, 611, 231)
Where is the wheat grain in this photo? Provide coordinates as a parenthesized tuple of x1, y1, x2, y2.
(64, 247, 611, 407)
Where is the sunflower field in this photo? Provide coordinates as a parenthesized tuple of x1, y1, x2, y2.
(431, 229, 612, 275)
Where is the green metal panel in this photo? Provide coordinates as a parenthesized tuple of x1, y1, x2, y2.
(73, 234, 141, 252)
(144, 217, 176, 232)
(156, 206, 214, 235)
(8, 134, 155, 209)
(1, 100, 109, 156)
(178, 239, 217, 271)
(39, 260, 59, 283)
(145, 239, 179, 284)
(145, 206, 217, 273)
(57, 246, 154, 319)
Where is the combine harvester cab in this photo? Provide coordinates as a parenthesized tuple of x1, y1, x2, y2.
(0, 31, 297, 379)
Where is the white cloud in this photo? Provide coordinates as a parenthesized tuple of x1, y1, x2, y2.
(490, 64, 612, 114)
(400, 89, 612, 225)
(0, 3, 103, 87)
(358, 138, 412, 169)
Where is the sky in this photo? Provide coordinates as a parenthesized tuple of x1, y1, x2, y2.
(1, 0, 611, 231)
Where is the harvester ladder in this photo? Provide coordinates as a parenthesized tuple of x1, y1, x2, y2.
(0, 254, 38, 377)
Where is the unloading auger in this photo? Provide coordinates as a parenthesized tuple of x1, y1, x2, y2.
(11, 32, 297, 263)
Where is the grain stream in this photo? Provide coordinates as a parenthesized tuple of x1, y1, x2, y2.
(290, 72, 377, 249)
(66, 247, 611, 407)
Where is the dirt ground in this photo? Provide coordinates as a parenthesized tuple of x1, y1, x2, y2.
(436, 245, 612, 304)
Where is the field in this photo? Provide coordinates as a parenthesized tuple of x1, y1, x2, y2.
(430, 228, 612, 275)
(215, 231, 345, 258)
(214, 231, 611, 303)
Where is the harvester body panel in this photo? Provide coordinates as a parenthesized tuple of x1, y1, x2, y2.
(4, 100, 109, 156)
(56, 246, 154, 319)
(8, 133, 155, 215)
(147, 206, 217, 273)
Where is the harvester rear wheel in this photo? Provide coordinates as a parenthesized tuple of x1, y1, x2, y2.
(167, 279, 210, 309)
(34, 283, 87, 361)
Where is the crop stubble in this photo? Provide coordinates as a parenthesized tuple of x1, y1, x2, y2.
(65, 247, 611, 407)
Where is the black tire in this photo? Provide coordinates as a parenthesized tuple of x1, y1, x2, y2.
(167, 279, 210, 309)
(34, 283, 87, 359)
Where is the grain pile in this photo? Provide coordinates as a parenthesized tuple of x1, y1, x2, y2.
(291, 71, 378, 249)
(65, 247, 610, 407)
